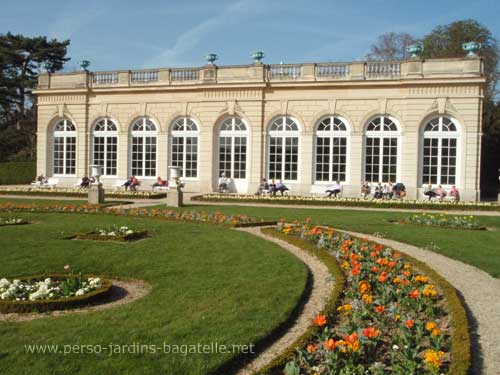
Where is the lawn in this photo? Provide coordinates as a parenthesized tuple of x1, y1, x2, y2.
(0, 211, 308, 375)
(154, 203, 500, 278)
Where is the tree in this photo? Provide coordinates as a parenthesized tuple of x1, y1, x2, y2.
(0, 33, 70, 160)
(422, 19, 499, 99)
(366, 32, 419, 61)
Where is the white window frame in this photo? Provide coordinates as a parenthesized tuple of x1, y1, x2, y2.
(52, 118, 77, 177)
(170, 117, 199, 180)
(130, 117, 158, 178)
(92, 118, 118, 177)
(314, 115, 350, 184)
(363, 115, 402, 183)
(267, 116, 301, 183)
(218, 117, 248, 180)
(420, 116, 461, 188)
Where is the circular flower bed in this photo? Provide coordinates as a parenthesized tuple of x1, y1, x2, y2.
(0, 273, 112, 313)
(0, 217, 28, 226)
(71, 225, 148, 242)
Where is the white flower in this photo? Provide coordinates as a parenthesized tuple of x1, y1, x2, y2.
(75, 289, 85, 296)
(392, 345, 399, 350)
(0, 278, 10, 289)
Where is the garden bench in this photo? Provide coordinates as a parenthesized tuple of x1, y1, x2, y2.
(153, 185, 170, 192)
(38, 177, 58, 189)
(113, 180, 128, 191)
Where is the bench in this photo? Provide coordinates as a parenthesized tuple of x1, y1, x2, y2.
(153, 185, 170, 192)
(36, 177, 58, 189)
(113, 180, 128, 191)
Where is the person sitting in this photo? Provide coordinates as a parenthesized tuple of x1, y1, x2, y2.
(360, 181, 370, 199)
(131, 176, 140, 191)
(36, 174, 48, 184)
(424, 184, 437, 200)
(325, 181, 342, 198)
(123, 176, 133, 190)
(152, 177, 168, 189)
(80, 176, 94, 189)
(218, 173, 230, 193)
(256, 178, 269, 195)
(382, 183, 392, 199)
(373, 183, 383, 199)
(435, 185, 447, 201)
(272, 179, 289, 196)
(393, 182, 406, 199)
(268, 178, 276, 193)
(449, 185, 460, 202)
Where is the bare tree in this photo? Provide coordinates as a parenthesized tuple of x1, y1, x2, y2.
(366, 32, 419, 61)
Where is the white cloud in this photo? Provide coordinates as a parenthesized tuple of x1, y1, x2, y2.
(143, 0, 263, 68)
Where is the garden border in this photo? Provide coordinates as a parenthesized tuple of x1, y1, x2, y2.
(0, 274, 113, 314)
(192, 194, 500, 212)
(254, 227, 471, 375)
(0, 189, 166, 199)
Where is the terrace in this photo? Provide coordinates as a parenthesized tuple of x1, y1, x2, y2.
(36, 57, 484, 90)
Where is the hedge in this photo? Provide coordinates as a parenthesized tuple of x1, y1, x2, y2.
(0, 274, 113, 314)
(0, 161, 36, 185)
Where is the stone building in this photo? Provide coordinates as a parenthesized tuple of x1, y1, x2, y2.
(34, 57, 485, 200)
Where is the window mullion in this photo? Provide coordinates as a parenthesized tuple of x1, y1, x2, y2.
(329, 136, 334, 182)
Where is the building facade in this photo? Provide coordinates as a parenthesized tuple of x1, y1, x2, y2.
(34, 57, 485, 201)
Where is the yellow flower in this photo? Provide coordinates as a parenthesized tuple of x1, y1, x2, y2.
(362, 293, 373, 304)
(337, 304, 353, 316)
(432, 328, 442, 336)
(422, 284, 438, 298)
(424, 349, 445, 369)
(425, 321, 437, 331)
(415, 275, 429, 284)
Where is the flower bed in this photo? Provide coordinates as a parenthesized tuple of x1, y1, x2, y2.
(71, 225, 148, 242)
(0, 217, 28, 226)
(0, 187, 166, 199)
(260, 220, 470, 375)
(0, 272, 112, 313)
(401, 213, 484, 230)
(192, 194, 500, 211)
(0, 202, 275, 227)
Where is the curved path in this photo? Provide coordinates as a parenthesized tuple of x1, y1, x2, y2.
(235, 227, 335, 375)
(338, 229, 500, 375)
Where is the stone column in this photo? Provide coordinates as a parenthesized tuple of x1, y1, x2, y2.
(300, 131, 314, 194)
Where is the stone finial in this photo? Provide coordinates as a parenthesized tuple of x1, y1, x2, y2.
(251, 51, 265, 64)
(79, 60, 91, 71)
(406, 44, 423, 59)
(205, 53, 218, 65)
(462, 42, 482, 58)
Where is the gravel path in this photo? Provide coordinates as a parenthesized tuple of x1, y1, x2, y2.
(235, 227, 335, 375)
(338, 229, 500, 375)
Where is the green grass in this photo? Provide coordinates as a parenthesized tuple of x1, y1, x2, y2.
(153, 204, 500, 278)
(0, 212, 308, 375)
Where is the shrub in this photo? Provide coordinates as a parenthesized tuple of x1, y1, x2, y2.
(0, 161, 36, 185)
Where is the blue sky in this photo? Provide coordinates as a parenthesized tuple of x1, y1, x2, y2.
(2, 0, 499, 71)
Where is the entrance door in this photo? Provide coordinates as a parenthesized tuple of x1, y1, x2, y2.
(218, 117, 248, 193)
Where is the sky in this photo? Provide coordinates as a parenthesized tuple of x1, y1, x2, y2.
(1, 0, 499, 72)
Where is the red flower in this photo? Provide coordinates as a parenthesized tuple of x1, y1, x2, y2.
(323, 338, 337, 351)
(375, 305, 385, 314)
(405, 319, 415, 329)
(409, 289, 420, 299)
(362, 326, 381, 339)
(371, 266, 379, 273)
(313, 314, 327, 327)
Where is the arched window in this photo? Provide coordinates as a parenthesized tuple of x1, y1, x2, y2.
(268, 116, 300, 181)
(92, 118, 118, 176)
(315, 116, 349, 182)
(218, 117, 248, 179)
(422, 116, 460, 186)
(170, 117, 199, 178)
(53, 118, 76, 175)
(130, 117, 157, 177)
(364, 116, 400, 183)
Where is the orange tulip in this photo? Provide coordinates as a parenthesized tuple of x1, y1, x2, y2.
(323, 338, 337, 351)
(362, 326, 381, 339)
(307, 343, 318, 353)
(375, 305, 385, 314)
(313, 314, 327, 327)
(405, 319, 415, 329)
(409, 289, 420, 299)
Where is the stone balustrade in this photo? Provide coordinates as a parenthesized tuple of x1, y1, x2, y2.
(36, 58, 484, 90)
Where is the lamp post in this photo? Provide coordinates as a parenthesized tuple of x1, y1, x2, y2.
(88, 164, 104, 204)
(167, 166, 184, 207)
